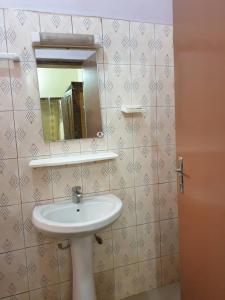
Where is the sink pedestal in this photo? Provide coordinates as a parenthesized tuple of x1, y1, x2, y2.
(70, 236, 96, 300)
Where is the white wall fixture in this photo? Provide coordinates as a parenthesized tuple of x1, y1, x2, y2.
(0, 52, 20, 61)
(29, 151, 118, 168)
(121, 104, 145, 114)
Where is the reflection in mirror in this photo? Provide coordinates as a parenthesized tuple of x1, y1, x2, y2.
(35, 48, 102, 141)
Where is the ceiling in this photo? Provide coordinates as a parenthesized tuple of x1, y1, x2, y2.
(0, 0, 173, 24)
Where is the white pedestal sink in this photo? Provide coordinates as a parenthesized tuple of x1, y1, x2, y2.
(32, 194, 122, 300)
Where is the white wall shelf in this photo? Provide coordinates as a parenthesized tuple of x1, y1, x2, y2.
(29, 151, 118, 168)
(121, 105, 145, 114)
(0, 52, 20, 61)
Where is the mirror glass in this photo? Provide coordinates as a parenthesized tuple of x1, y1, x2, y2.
(35, 48, 102, 141)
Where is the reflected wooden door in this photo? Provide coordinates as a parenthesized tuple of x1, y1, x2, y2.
(174, 0, 225, 299)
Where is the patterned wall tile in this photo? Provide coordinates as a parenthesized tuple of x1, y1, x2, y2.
(160, 218, 179, 256)
(19, 158, 52, 203)
(104, 64, 132, 108)
(131, 65, 156, 107)
(113, 226, 138, 268)
(133, 107, 157, 147)
(22, 202, 53, 247)
(158, 145, 176, 183)
(137, 222, 160, 260)
(157, 107, 175, 145)
(0, 249, 28, 298)
(159, 182, 178, 220)
(93, 231, 113, 273)
(135, 185, 159, 224)
(0, 204, 24, 253)
(52, 164, 81, 198)
(4, 9, 40, 61)
(60, 281, 72, 300)
(109, 149, 134, 190)
(0, 9, 7, 52)
(130, 22, 155, 65)
(161, 254, 179, 285)
(4, 293, 29, 300)
(111, 188, 136, 229)
(14, 110, 50, 158)
(0, 159, 20, 206)
(134, 146, 158, 186)
(0, 111, 17, 159)
(102, 19, 130, 64)
(95, 270, 115, 300)
(57, 246, 72, 281)
(50, 140, 81, 155)
(138, 258, 161, 292)
(72, 16, 103, 63)
(156, 66, 175, 107)
(9, 61, 40, 110)
(115, 263, 139, 299)
(29, 284, 61, 300)
(40, 13, 72, 33)
(155, 25, 174, 66)
(26, 243, 59, 289)
(82, 161, 109, 194)
(107, 108, 133, 149)
(0, 61, 13, 111)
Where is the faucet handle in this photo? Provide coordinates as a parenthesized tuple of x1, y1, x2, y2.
(72, 186, 82, 193)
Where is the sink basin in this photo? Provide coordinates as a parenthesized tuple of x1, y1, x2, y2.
(32, 193, 122, 300)
(32, 193, 122, 237)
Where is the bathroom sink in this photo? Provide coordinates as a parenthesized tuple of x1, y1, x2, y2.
(32, 193, 122, 237)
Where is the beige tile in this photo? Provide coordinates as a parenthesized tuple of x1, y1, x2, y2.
(52, 164, 82, 198)
(0, 9, 7, 52)
(22, 201, 53, 247)
(160, 219, 179, 256)
(72, 16, 103, 63)
(155, 25, 174, 66)
(4, 293, 29, 300)
(156, 66, 175, 107)
(157, 107, 175, 145)
(115, 263, 139, 299)
(19, 158, 52, 203)
(0, 111, 17, 159)
(130, 21, 155, 66)
(0, 159, 20, 206)
(95, 270, 115, 300)
(137, 222, 160, 260)
(158, 145, 176, 183)
(138, 258, 162, 292)
(0, 249, 28, 298)
(134, 147, 158, 186)
(10, 61, 40, 110)
(40, 13, 72, 33)
(161, 254, 180, 285)
(109, 148, 134, 190)
(159, 182, 178, 220)
(14, 110, 50, 158)
(29, 284, 61, 300)
(5, 9, 40, 61)
(107, 108, 133, 149)
(112, 188, 136, 229)
(131, 65, 156, 107)
(50, 140, 80, 155)
(113, 226, 138, 268)
(135, 185, 159, 224)
(104, 64, 132, 108)
(102, 19, 130, 64)
(133, 107, 157, 147)
(0, 204, 24, 253)
(93, 232, 113, 273)
(26, 243, 59, 289)
(0, 61, 13, 111)
(60, 281, 72, 300)
(57, 246, 72, 281)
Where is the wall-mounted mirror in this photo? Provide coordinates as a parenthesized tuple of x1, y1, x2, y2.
(35, 47, 102, 141)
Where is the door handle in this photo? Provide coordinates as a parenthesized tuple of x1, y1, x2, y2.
(176, 156, 184, 193)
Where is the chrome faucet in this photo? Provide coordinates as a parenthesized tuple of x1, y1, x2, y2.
(72, 186, 83, 203)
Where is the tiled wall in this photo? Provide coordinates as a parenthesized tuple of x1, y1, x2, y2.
(0, 9, 179, 300)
